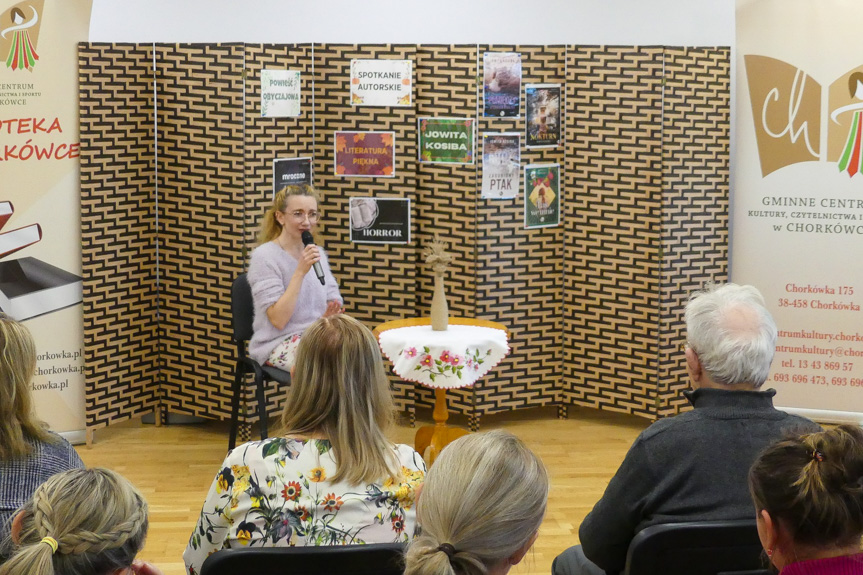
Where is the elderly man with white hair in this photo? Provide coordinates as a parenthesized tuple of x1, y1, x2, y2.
(553, 283, 820, 575)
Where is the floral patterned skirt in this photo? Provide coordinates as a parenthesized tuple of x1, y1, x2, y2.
(266, 333, 302, 370)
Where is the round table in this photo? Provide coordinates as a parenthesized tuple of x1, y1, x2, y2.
(374, 317, 510, 464)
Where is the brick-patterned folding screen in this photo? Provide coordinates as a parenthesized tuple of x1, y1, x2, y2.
(79, 43, 730, 432)
(155, 43, 246, 419)
(657, 47, 731, 417)
(562, 46, 665, 417)
(79, 43, 159, 429)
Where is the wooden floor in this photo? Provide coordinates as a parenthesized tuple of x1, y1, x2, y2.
(75, 406, 649, 575)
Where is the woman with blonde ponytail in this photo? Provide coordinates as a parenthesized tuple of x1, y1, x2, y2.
(0, 467, 159, 575)
(248, 184, 344, 371)
(0, 313, 83, 550)
(405, 430, 548, 575)
(749, 425, 863, 574)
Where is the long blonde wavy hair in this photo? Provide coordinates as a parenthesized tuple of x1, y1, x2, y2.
(0, 468, 149, 575)
(278, 314, 399, 484)
(257, 184, 321, 245)
(0, 313, 53, 459)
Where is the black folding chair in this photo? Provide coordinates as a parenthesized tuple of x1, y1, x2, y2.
(229, 273, 291, 450)
(200, 543, 406, 575)
(623, 519, 770, 575)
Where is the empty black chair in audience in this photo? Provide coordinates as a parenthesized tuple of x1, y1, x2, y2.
(228, 272, 291, 450)
(199, 543, 406, 575)
(623, 520, 770, 575)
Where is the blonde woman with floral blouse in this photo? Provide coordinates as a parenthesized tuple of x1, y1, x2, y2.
(183, 315, 426, 575)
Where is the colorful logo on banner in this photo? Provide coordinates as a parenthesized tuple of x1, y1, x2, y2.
(334, 131, 395, 177)
(418, 118, 474, 164)
(745, 56, 863, 178)
(1, 0, 43, 71)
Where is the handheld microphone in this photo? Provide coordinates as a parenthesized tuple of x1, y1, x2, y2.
(301, 231, 326, 286)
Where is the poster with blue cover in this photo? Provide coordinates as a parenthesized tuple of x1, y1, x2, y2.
(483, 52, 522, 118)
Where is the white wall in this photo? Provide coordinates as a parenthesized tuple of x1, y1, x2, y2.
(89, 0, 734, 46)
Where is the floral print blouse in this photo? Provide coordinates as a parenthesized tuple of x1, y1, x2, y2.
(183, 437, 426, 575)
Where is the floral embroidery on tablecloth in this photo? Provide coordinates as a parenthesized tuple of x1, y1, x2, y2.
(398, 346, 492, 383)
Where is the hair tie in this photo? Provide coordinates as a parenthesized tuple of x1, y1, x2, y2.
(813, 450, 825, 462)
(437, 543, 456, 558)
(40, 536, 58, 554)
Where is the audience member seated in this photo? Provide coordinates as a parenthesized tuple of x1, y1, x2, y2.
(553, 283, 821, 575)
(183, 314, 426, 575)
(0, 314, 83, 554)
(0, 467, 160, 575)
(248, 183, 344, 371)
(404, 430, 548, 575)
(750, 424, 863, 574)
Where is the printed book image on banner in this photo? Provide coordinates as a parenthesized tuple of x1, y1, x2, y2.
(349, 197, 410, 244)
(524, 164, 560, 229)
(350, 59, 412, 107)
(0, 205, 81, 320)
(525, 84, 561, 148)
(334, 131, 395, 177)
(481, 132, 520, 199)
(733, 0, 863, 417)
(483, 52, 521, 118)
(418, 117, 474, 164)
(273, 157, 312, 194)
(260, 69, 301, 117)
(1, 0, 93, 436)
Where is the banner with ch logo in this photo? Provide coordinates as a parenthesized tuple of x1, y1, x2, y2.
(0, 0, 92, 439)
(734, 0, 863, 420)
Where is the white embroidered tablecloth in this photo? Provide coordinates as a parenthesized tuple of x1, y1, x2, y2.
(378, 324, 510, 389)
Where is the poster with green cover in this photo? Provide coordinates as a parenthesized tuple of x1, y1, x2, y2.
(418, 117, 475, 164)
(524, 164, 560, 229)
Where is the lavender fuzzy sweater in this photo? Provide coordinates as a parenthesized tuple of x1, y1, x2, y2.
(247, 241, 343, 365)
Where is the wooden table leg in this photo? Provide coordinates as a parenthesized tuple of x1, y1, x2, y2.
(415, 388, 469, 465)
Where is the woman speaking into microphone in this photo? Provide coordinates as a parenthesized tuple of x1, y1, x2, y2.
(248, 184, 344, 371)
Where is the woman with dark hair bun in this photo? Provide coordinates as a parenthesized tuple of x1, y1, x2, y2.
(749, 424, 863, 574)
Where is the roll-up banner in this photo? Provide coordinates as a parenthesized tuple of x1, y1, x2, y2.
(0, 0, 92, 441)
(734, 0, 863, 422)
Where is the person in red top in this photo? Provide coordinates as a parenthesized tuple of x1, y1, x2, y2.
(750, 425, 863, 574)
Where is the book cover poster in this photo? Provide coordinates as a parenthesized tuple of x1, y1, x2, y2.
(350, 59, 412, 107)
(334, 131, 396, 177)
(483, 52, 521, 118)
(418, 117, 475, 164)
(525, 84, 562, 148)
(524, 164, 560, 229)
(261, 69, 301, 117)
(273, 157, 312, 195)
(349, 197, 410, 244)
(481, 132, 520, 199)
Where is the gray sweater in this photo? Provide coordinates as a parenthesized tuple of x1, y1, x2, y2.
(1, 432, 84, 551)
(247, 241, 343, 365)
(578, 387, 820, 575)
